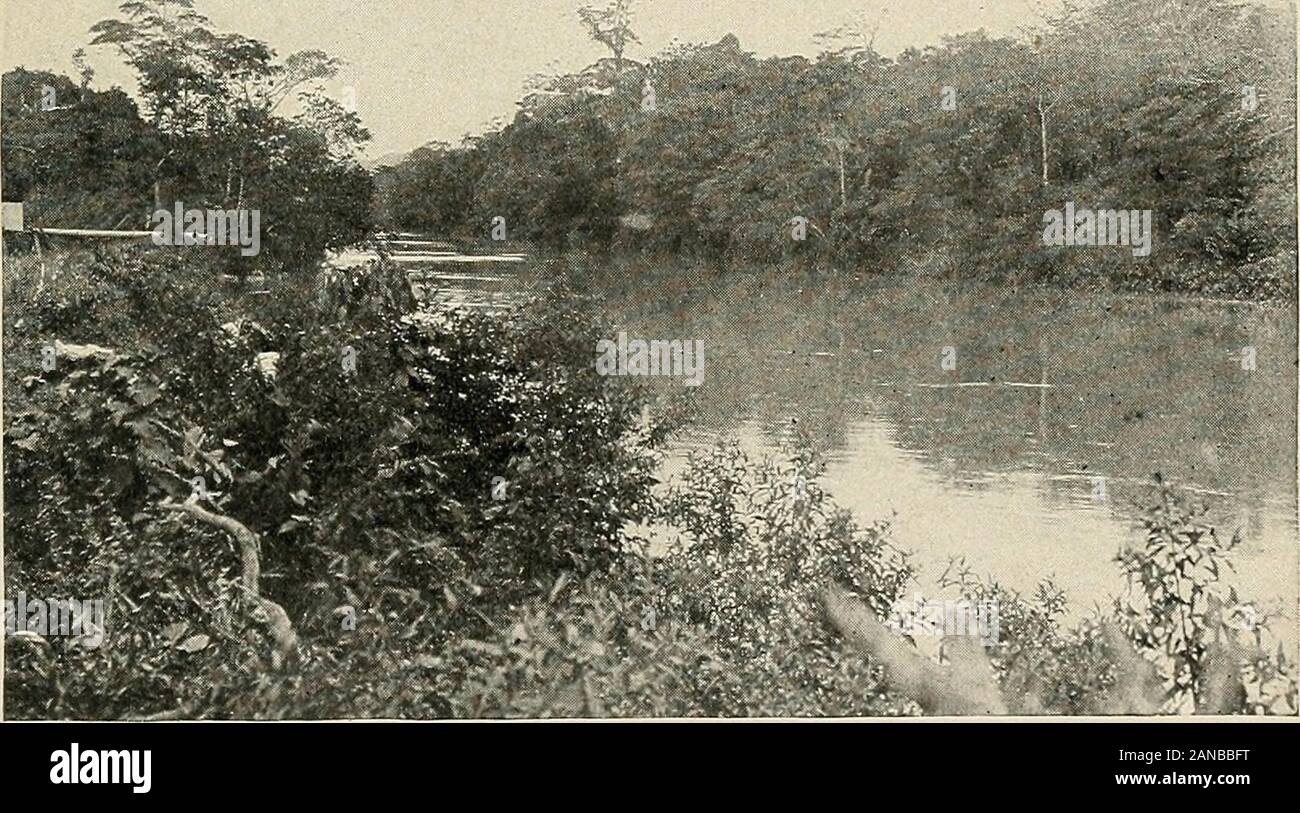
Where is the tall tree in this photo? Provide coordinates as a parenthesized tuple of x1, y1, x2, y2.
(577, 0, 640, 76)
(90, 0, 351, 211)
(85, 0, 372, 270)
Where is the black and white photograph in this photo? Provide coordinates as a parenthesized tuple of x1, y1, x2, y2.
(1, 0, 1296, 735)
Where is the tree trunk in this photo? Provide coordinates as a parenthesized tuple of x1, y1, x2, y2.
(152, 149, 174, 216)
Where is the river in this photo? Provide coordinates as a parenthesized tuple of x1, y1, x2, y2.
(592, 265, 1298, 634)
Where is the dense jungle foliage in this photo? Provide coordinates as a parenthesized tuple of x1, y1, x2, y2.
(3, 249, 1295, 717)
(2, 0, 1297, 717)
(2, 1, 373, 272)
(375, 0, 1297, 298)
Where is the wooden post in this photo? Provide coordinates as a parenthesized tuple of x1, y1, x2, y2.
(32, 230, 47, 298)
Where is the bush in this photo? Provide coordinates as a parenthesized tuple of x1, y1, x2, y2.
(654, 442, 917, 716)
(935, 476, 1297, 715)
(447, 564, 722, 718)
(3, 251, 664, 718)
(5, 251, 1294, 718)
(1114, 477, 1296, 714)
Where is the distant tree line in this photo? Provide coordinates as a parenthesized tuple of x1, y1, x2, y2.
(375, 0, 1297, 297)
(2, 0, 373, 272)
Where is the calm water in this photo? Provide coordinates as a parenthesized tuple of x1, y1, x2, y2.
(597, 268, 1298, 631)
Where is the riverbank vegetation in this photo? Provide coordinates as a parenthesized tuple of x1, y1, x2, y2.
(375, 0, 1296, 299)
(3, 0, 1296, 717)
(4, 251, 1295, 717)
(2, 1, 373, 273)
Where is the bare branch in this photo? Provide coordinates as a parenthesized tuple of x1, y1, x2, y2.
(163, 499, 297, 668)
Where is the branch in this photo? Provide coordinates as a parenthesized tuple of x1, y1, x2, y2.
(131, 704, 196, 721)
(163, 498, 297, 668)
(1257, 124, 1296, 143)
(821, 584, 1007, 715)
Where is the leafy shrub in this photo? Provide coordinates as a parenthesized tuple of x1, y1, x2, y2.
(654, 442, 917, 716)
(3, 251, 664, 718)
(447, 564, 721, 718)
(1114, 477, 1296, 714)
(936, 476, 1297, 716)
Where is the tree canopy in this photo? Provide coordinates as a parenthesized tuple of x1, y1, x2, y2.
(375, 0, 1296, 297)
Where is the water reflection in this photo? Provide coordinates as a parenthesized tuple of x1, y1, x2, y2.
(601, 269, 1297, 629)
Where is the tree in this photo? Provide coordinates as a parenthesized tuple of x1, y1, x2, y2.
(86, 0, 373, 270)
(577, 0, 640, 76)
(1, 68, 158, 228)
(363, 1, 1293, 295)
